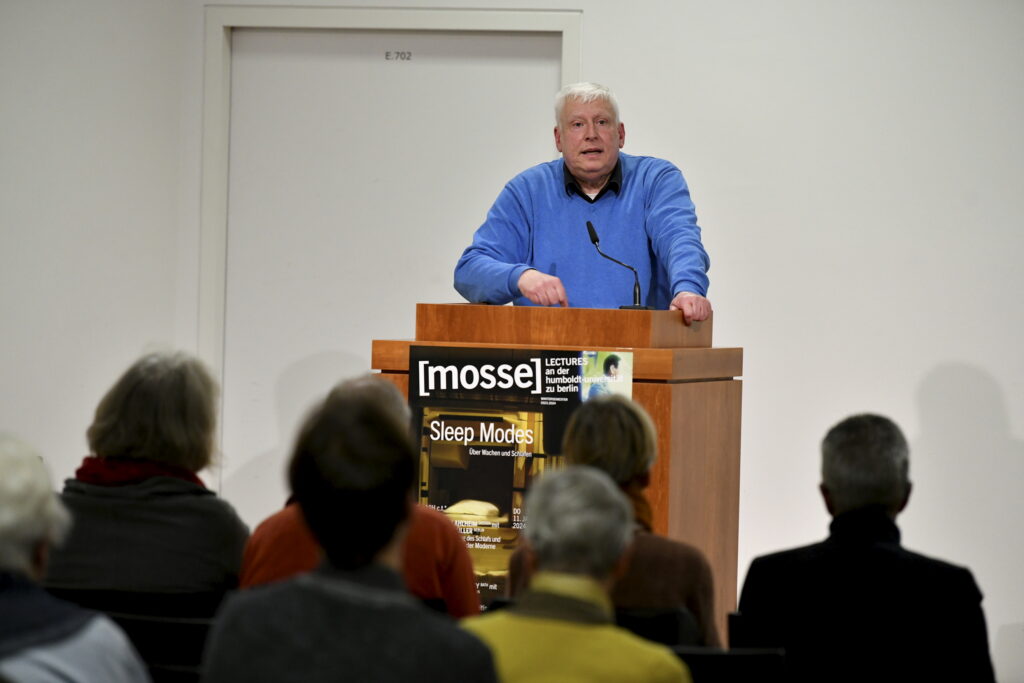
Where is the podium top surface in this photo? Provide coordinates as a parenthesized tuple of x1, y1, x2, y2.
(415, 303, 712, 349)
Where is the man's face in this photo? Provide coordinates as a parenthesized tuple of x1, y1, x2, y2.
(554, 97, 625, 189)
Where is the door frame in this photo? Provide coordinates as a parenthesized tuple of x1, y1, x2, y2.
(199, 6, 582, 380)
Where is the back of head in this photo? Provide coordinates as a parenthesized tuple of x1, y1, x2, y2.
(555, 82, 620, 125)
(524, 466, 633, 580)
(563, 395, 656, 485)
(325, 374, 411, 425)
(0, 434, 70, 577)
(821, 414, 910, 515)
(288, 376, 416, 570)
(87, 351, 218, 472)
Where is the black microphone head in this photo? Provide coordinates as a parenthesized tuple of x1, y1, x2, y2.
(586, 221, 599, 246)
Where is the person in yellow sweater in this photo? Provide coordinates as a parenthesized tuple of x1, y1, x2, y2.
(462, 466, 690, 683)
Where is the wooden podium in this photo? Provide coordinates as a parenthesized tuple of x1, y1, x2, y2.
(372, 303, 742, 638)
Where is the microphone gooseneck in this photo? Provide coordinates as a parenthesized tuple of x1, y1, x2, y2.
(585, 221, 651, 310)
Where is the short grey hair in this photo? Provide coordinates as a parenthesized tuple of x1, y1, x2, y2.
(87, 351, 218, 472)
(0, 434, 71, 575)
(555, 82, 620, 126)
(563, 395, 656, 484)
(821, 414, 910, 515)
(524, 466, 633, 579)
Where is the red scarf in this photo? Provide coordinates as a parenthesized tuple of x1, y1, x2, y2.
(75, 456, 205, 488)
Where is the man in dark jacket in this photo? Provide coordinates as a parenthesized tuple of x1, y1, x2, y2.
(737, 414, 995, 683)
(202, 377, 496, 683)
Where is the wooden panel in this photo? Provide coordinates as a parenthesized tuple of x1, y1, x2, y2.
(626, 379, 742, 645)
(632, 382, 673, 534)
(372, 339, 742, 382)
(671, 380, 742, 643)
(415, 303, 712, 348)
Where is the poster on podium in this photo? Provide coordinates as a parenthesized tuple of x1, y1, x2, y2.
(408, 345, 633, 606)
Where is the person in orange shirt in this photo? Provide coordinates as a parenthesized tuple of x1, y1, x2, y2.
(238, 375, 480, 618)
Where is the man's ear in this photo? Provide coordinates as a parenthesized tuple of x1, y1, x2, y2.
(611, 540, 634, 582)
(617, 122, 626, 148)
(897, 482, 912, 514)
(819, 483, 836, 516)
(554, 125, 563, 153)
(31, 540, 49, 581)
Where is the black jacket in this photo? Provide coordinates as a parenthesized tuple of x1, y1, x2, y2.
(737, 507, 994, 683)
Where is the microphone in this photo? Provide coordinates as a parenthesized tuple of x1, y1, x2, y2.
(585, 221, 652, 310)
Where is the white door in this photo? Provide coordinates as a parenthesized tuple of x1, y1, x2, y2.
(221, 27, 561, 526)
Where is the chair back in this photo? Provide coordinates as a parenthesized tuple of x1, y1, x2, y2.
(46, 587, 226, 683)
(673, 646, 786, 683)
(615, 606, 700, 646)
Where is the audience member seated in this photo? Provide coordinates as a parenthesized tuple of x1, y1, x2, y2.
(239, 376, 480, 618)
(508, 395, 719, 646)
(44, 351, 248, 594)
(463, 466, 691, 683)
(0, 434, 148, 682)
(202, 377, 496, 683)
(737, 414, 995, 682)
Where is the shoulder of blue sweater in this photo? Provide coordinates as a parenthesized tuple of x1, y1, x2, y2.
(509, 158, 562, 183)
(620, 152, 679, 173)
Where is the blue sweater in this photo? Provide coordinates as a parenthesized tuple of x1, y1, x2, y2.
(453, 153, 709, 309)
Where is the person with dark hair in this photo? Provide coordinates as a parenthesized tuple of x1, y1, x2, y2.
(238, 376, 480, 618)
(737, 414, 995, 682)
(587, 354, 621, 400)
(203, 378, 496, 683)
(463, 467, 690, 682)
(45, 351, 248, 593)
(508, 395, 720, 646)
(0, 434, 148, 682)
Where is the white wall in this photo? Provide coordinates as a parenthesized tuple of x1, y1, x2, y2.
(0, 0, 191, 465)
(2, 0, 1021, 679)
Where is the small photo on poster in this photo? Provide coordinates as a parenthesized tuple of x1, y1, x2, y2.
(581, 351, 633, 401)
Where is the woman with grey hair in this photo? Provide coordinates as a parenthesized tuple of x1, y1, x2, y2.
(0, 434, 148, 682)
(45, 351, 248, 594)
(508, 394, 720, 647)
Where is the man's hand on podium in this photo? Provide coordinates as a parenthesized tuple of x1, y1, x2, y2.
(670, 291, 712, 326)
(518, 269, 569, 307)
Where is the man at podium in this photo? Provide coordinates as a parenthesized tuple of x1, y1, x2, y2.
(453, 82, 712, 324)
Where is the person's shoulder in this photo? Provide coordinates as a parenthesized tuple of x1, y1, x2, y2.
(250, 502, 304, 540)
(40, 613, 148, 683)
(378, 596, 495, 677)
(745, 540, 829, 578)
(410, 503, 449, 527)
(506, 158, 563, 188)
(72, 612, 139, 654)
(411, 613, 496, 681)
(634, 530, 709, 564)
(460, 608, 515, 640)
(173, 483, 249, 536)
(894, 545, 983, 598)
(602, 625, 689, 682)
(409, 504, 465, 550)
(620, 152, 681, 176)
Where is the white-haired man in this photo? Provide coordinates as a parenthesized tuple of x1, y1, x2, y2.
(737, 414, 995, 682)
(0, 434, 148, 682)
(454, 82, 711, 324)
(462, 466, 691, 682)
